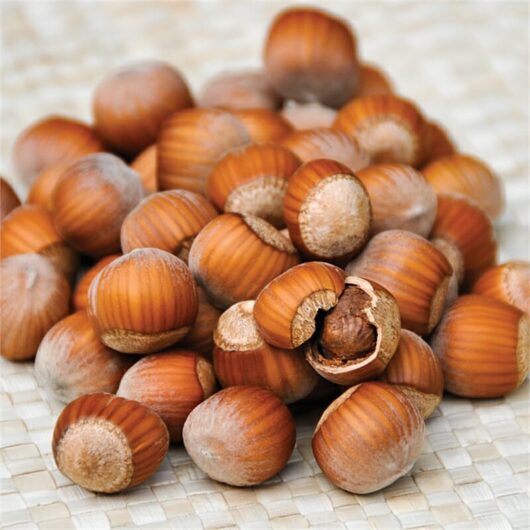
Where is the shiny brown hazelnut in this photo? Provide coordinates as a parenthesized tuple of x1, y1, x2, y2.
(0, 177, 21, 221)
(357, 63, 394, 97)
(27, 162, 71, 211)
(232, 109, 293, 143)
(130, 144, 158, 194)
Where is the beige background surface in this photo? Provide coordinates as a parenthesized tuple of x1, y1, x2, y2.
(1, 1, 529, 529)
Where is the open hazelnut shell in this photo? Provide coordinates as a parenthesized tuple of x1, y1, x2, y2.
(305, 276, 401, 386)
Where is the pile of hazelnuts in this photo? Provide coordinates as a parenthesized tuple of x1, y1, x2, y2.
(1, 6, 528, 496)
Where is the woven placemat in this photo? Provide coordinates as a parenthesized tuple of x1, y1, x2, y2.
(1, 1, 529, 529)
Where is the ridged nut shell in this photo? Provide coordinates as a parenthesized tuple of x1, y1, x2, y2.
(214, 300, 319, 403)
(357, 63, 394, 97)
(188, 213, 299, 309)
(1, 254, 70, 361)
(264, 7, 359, 107)
(346, 230, 453, 335)
(0, 178, 21, 221)
(431, 295, 529, 398)
(12, 116, 104, 184)
(472, 261, 530, 316)
(429, 193, 497, 287)
(281, 128, 370, 172)
(253, 261, 345, 349)
(121, 190, 217, 260)
(27, 162, 71, 211)
(312, 382, 425, 494)
(52, 393, 169, 493)
(306, 276, 401, 386)
(284, 159, 371, 261)
(130, 144, 158, 194)
(88, 248, 198, 354)
(357, 163, 437, 237)
(35, 311, 129, 403)
(117, 350, 216, 442)
(422, 154, 504, 220)
(183, 386, 296, 486)
(382, 329, 444, 418)
(157, 108, 250, 194)
(52, 153, 144, 258)
(333, 95, 428, 167)
(233, 109, 292, 143)
(93, 61, 193, 157)
(206, 143, 301, 227)
(1, 204, 79, 279)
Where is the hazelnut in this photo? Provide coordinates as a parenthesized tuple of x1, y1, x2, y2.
(183, 386, 296, 486)
(12, 115, 104, 184)
(120, 190, 217, 261)
(72, 254, 121, 311)
(357, 63, 394, 97)
(356, 163, 437, 237)
(93, 61, 193, 157)
(53, 393, 169, 493)
(333, 95, 429, 167)
(27, 162, 71, 211)
(180, 287, 222, 358)
(117, 350, 216, 442)
(52, 153, 143, 258)
(423, 154, 504, 220)
(0, 177, 21, 221)
(1, 254, 70, 361)
(130, 144, 158, 194)
(306, 276, 401, 386)
(429, 193, 497, 287)
(35, 311, 129, 403)
(189, 213, 299, 308)
(88, 248, 198, 353)
(157, 108, 250, 194)
(284, 159, 371, 261)
(281, 101, 337, 130)
(312, 382, 424, 494)
(264, 7, 360, 107)
(381, 329, 444, 418)
(1, 204, 79, 280)
(281, 128, 370, 172)
(422, 121, 457, 164)
(198, 70, 282, 111)
(232, 109, 293, 143)
(431, 295, 529, 398)
(206, 143, 301, 227)
(472, 261, 530, 316)
(346, 230, 453, 335)
(253, 261, 345, 349)
(213, 301, 319, 403)
(431, 237, 464, 306)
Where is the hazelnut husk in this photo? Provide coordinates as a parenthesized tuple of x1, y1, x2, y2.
(306, 276, 401, 386)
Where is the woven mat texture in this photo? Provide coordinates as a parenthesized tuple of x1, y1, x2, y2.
(1, 1, 529, 529)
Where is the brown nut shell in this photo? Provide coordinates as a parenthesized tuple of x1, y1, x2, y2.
(357, 63, 394, 97)
(52, 153, 143, 258)
(0, 178, 21, 221)
(188, 213, 299, 309)
(27, 162, 71, 211)
(52, 393, 169, 493)
(431, 295, 529, 398)
(206, 143, 301, 227)
(120, 190, 217, 260)
(284, 159, 371, 261)
(431, 238, 464, 306)
(12, 116, 104, 184)
(312, 382, 425, 494)
(253, 261, 345, 349)
(281, 128, 370, 172)
(157, 108, 250, 194)
(346, 230, 452, 335)
(214, 300, 319, 403)
(281, 101, 337, 130)
(381, 329, 444, 418)
(472, 261, 530, 316)
(1, 204, 79, 280)
(183, 386, 296, 486)
(35, 311, 129, 403)
(357, 163, 437, 237)
(88, 248, 198, 354)
(422, 121, 456, 164)
(1, 254, 70, 361)
(306, 276, 401, 386)
(333, 95, 428, 167)
(130, 144, 158, 194)
(233, 109, 292, 144)
(423, 154, 504, 220)
(117, 350, 216, 442)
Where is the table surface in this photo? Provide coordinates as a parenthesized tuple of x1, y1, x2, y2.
(1, 1, 529, 529)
